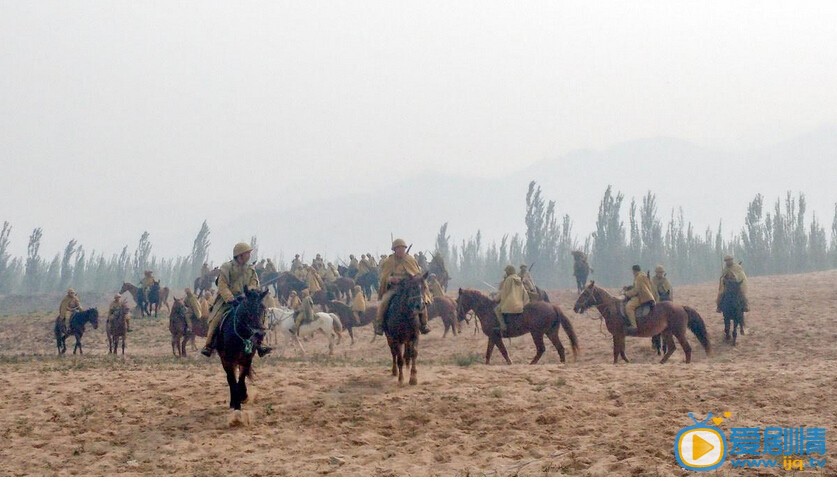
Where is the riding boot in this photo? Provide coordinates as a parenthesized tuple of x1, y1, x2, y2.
(418, 309, 431, 335)
(256, 345, 273, 357)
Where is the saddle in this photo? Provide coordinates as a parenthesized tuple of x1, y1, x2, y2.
(618, 300, 654, 326)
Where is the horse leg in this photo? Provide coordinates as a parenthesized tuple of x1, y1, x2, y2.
(485, 338, 495, 364)
(660, 332, 677, 364)
(495, 337, 512, 365)
(223, 362, 240, 410)
(529, 332, 546, 365)
(121, 336, 125, 356)
(389, 340, 398, 377)
(239, 361, 251, 404)
(732, 315, 739, 346)
(723, 314, 731, 342)
(545, 330, 566, 363)
(172, 336, 178, 357)
(674, 328, 693, 363)
(651, 334, 661, 355)
(408, 342, 418, 386)
(348, 326, 354, 345)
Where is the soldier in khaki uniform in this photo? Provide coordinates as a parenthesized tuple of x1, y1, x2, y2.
(358, 255, 371, 277)
(199, 291, 212, 320)
(184, 287, 202, 333)
(651, 265, 673, 302)
(348, 255, 359, 277)
(305, 266, 323, 294)
(264, 258, 277, 276)
(623, 264, 655, 333)
(717, 255, 749, 312)
(107, 294, 130, 332)
(366, 253, 378, 269)
(519, 264, 537, 299)
(287, 290, 301, 310)
(201, 262, 211, 278)
(427, 273, 445, 299)
(294, 288, 315, 335)
(140, 270, 156, 300)
(58, 288, 82, 332)
(201, 243, 272, 358)
(291, 254, 303, 272)
(312, 254, 325, 272)
(351, 285, 367, 324)
(495, 265, 528, 334)
(323, 262, 338, 283)
(375, 238, 431, 335)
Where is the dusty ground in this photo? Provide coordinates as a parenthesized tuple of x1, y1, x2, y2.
(0, 271, 835, 476)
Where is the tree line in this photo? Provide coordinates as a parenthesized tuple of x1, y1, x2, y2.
(434, 182, 837, 289)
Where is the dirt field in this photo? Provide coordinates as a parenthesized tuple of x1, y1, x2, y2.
(0, 271, 835, 476)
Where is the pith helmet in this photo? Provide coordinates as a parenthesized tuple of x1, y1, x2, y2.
(632, 264, 641, 272)
(655, 265, 665, 273)
(301, 288, 310, 296)
(520, 264, 528, 270)
(67, 288, 76, 295)
(723, 255, 734, 262)
(233, 242, 253, 257)
(504, 265, 516, 276)
(392, 238, 407, 250)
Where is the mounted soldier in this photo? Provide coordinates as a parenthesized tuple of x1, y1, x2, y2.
(357, 254, 371, 278)
(291, 254, 303, 272)
(495, 265, 528, 335)
(294, 288, 315, 335)
(287, 289, 301, 310)
(140, 270, 156, 302)
(201, 242, 272, 358)
(717, 255, 749, 312)
(375, 238, 431, 336)
(622, 264, 655, 335)
(519, 264, 537, 299)
(312, 254, 325, 272)
(351, 285, 366, 325)
(651, 265, 673, 302)
(183, 287, 202, 334)
(572, 251, 593, 293)
(366, 253, 378, 268)
(348, 255, 360, 278)
(305, 265, 324, 294)
(416, 251, 429, 272)
(264, 258, 278, 276)
(427, 273, 445, 299)
(107, 294, 130, 332)
(58, 288, 82, 333)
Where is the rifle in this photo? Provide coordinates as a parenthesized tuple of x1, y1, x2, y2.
(407, 244, 413, 254)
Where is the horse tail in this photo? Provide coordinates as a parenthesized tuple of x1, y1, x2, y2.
(552, 304, 579, 361)
(331, 313, 343, 333)
(683, 305, 711, 356)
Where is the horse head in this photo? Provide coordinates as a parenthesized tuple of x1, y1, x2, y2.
(241, 286, 269, 325)
(171, 297, 187, 318)
(573, 281, 599, 313)
(88, 308, 99, 329)
(396, 274, 426, 314)
(119, 282, 130, 294)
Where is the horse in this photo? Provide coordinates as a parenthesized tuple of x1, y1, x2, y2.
(54, 308, 99, 355)
(428, 254, 450, 291)
(427, 295, 462, 338)
(145, 281, 170, 317)
(383, 273, 428, 385)
(194, 268, 220, 296)
(266, 307, 342, 356)
(530, 286, 551, 302)
(106, 303, 130, 356)
(119, 282, 145, 317)
(329, 276, 355, 303)
(355, 268, 379, 301)
(216, 286, 269, 419)
(327, 300, 377, 344)
(275, 272, 307, 305)
(456, 288, 579, 365)
(169, 298, 191, 357)
(719, 277, 746, 345)
(259, 270, 281, 298)
(311, 289, 333, 310)
(572, 281, 710, 364)
(572, 251, 592, 293)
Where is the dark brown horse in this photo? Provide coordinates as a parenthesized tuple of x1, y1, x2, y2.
(54, 308, 99, 355)
(274, 272, 307, 305)
(572, 281, 710, 363)
(119, 282, 170, 318)
(383, 273, 427, 385)
(719, 277, 745, 345)
(427, 295, 462, 338)
(327, 300, 376, 344)
(194, 267, 220, 296)
(428, 254, 450, 291)
(330, 276, 355, 303)
(456, 289, 579, 365)
(107, 303, 130, 355)
(355, 268, 380, 301)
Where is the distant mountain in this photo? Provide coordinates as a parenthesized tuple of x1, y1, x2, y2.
(216, 127, 837, 262)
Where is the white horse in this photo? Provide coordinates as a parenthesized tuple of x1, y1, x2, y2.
(266, 307, 342, 356)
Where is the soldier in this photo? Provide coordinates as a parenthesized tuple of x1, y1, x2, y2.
(494, 265, 528, 334)
(427, 273, 445, 299)
(312, 254, 325, 272)
(58, 288, 82, 333)
(651, 265, 673, 302)
(201, 262, 211, 278)
(305, 265, 324, 294)
(717, 254, 749, 312)
(184, 287, 202, 333)
(107, 294, 130, 332)
(519, 264, 537, 299)
(623, 264, 655, 334)
(291, 254, 303, 272)
(264, 258, 278, 275)
(348, 255, 359, 277)
(255, 259, 266, 271)
(294, 288, 315, 335)
(140, 270, 156, 300)
(416, 251, 429, 272)
(323, 262, 338, 283)
(199, 291, 212, 320)
(287, 290, 301, 310)
(201, 242, 272, 358)
(357, 254, 371, 277)
(351, 285, 366, 325)
(375, 238, 431, 335)
(366, 253, 378, 268)
(379, 254, 387, 265)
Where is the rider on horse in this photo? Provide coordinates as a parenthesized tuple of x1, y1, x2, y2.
(351, 285, 366, 324)
(623, 264, 655, 335)
(652, 265, 673, 301)
(717, 255, 749, 312)
(366, 253, 378, 268)
(58, 288, 82, 333)
(294, 288, 315, 335)
(519, 264, 537, 300)
(495, 265, 529, 335)
(375, 238, 431, 336)
(141, 270, 156, 300)
(108, 294, 130, 332)
(427, 273, 445, 299)
(184, 287, 203, 334)
(201, 242, 273, 358)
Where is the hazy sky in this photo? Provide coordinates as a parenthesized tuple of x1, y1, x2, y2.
(2, 1, 836, 261)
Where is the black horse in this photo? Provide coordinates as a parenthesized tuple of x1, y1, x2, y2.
(719, 277, 746, 345)
(54, 308, 99, 355)
(384, 272, 428, 385)
(356, 268, 380, 301)
(216, 287, 270, 413)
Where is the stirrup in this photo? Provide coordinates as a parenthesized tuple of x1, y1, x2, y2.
(256, 346, 272, 357)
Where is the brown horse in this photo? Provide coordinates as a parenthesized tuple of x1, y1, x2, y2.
(456, 288, 579, 365)
(327, 300, 376, 344)
(107, 303, 131, 355)
(427, 296, 462, 338)
(194, 268, 220, 296)
(572, 281, 710, 364)
(169, 298, 190, 357)
(119, 282, 170, 318)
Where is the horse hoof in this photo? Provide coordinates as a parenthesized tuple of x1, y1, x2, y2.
(409, 378, 417, 386)
(228, 409, 244, 427)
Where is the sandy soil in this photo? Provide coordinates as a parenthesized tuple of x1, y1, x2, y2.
(0, 271, 835, 476)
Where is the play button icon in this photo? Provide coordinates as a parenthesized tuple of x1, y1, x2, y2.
(674, 427, 727, 471)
